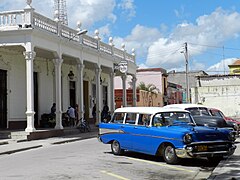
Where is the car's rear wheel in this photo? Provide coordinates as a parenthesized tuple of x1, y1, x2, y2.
(111, 140, 124, 155)
(163, 144, 179, 164)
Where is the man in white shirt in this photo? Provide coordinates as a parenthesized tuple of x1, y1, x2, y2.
(67, 106, 76, 127)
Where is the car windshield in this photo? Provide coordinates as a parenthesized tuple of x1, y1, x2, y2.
(153, 112, 194, 126)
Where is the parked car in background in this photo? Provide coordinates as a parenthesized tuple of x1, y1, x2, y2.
(209, 108, 240, 135)
(98, 107, 236, 164)
(164, 104, 235, 131)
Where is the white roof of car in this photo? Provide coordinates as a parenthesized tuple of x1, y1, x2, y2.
(164, 103, 208, 109)
(114, 106, 189, 114)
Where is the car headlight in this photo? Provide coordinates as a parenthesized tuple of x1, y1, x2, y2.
(228, 132, 236, 141)
(183, 133, 192, 144)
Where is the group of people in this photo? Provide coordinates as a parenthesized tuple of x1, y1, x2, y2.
(50, 103, 79, 127)
(49, 101, 111, 127)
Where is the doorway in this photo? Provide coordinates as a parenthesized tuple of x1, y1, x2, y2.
(102, 85, 108, 105)
(0, 69, 7, 129)
(69, 81, 76, 108)
(34, 72, 39, 127)
(83, 81, 89, 119)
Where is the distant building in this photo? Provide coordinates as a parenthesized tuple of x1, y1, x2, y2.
(191, 74, 240, 118)
(114, 68, 167, 107)
(167, 70, 208, 103)
(228, 59, 240, 75)
(167, 82, 183, 104)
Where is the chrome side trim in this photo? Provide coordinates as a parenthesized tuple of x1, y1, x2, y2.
(99, 128, 182, 141)
(189, 140, 232, 145)
(99, 128, 124, 135)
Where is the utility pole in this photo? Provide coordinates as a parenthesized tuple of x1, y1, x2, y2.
(183, 42, 190, 103)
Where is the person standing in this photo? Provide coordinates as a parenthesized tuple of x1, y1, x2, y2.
(67, 106, 76, 127)
(50, 103, 56, 119)
(92, 103, 96, 124)
(101, 103, 109, 122)
(75, 104, 79, 126)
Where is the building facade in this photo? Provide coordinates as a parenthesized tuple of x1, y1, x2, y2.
(167, 82, 183, 104)
(229, 59, 240, 75)
(0, 2, 137, 131)
(167, 70, 208, 103)
(191, 74, 240, 118)
(114, 68, 167, 107)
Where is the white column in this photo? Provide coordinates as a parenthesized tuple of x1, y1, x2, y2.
(24, 51, 36, 132)
(77, 63, 84, 121)
(53, 58, 63, 129)
(121, 74, 127, 107)
(95, 67, 101, 124)
(109, 69, 115, 113)
(132, 75, 137, 107)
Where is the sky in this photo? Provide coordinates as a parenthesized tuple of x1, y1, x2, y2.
(1, 0, 240, 74)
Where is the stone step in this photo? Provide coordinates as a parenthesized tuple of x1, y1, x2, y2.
(11, 131, 29, 141)
(0, 132, 11, 139)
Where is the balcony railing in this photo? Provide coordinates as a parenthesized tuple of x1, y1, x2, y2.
(0, 8, 135, 63)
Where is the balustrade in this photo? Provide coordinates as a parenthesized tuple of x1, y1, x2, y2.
(0, 9, 135, 62)
(0, 10, 24, 27)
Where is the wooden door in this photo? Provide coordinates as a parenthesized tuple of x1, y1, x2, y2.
(0, 69, 7, 129)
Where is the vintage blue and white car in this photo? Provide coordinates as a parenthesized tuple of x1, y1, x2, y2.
(98, 107, 236, 164)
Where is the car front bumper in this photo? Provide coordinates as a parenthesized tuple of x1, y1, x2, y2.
(175, 142, 236, 158)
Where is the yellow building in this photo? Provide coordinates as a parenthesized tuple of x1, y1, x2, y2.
(229, 59, 240, 74)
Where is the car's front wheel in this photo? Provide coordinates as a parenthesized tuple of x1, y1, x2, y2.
(111, 140, 124, 155)
(163, 144, 179, 164)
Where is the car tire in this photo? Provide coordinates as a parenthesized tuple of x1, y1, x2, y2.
(111, 140, 124, 155)
(162, 144, 179, 164)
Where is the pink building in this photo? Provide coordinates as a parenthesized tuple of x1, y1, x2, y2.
(114, 68, 168, 107)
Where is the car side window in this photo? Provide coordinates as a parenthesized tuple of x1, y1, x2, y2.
(153, 114, 165, 127)
(211, 110, 221, 118)
(138, 114, 151, 126)
(111, 113, 125, 124)
(125, 113, 137, 124)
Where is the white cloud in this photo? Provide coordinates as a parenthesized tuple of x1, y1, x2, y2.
(118, 0, 136, 20)
(97, 24, 111, 41)
(144, 8, 240, 71)
(66, 0, 117, 29)
(207, 58, 237, 74)
(113, 24, 162, 60)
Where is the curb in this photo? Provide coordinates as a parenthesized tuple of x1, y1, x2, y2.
(51, 137, 83, 145)
(0, 145, 42, 155)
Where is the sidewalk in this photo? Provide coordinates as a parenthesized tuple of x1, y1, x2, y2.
(0, 126, 99, 155)
(208, 137, 240, 179)
(0, 128, 239, 179)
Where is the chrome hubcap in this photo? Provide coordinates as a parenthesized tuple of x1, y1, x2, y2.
(113, 141, 119, 152)
(165, 146, 174, 161)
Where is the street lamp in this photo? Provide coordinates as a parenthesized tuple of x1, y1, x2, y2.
(69, 21, 88, 41)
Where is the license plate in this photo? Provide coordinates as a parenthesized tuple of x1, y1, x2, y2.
(197, 145, 208, 151)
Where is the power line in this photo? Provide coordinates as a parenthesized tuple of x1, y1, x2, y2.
(188, 42, 240, 51)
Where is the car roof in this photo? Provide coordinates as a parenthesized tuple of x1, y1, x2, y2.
(114, 106, 189, 114)
(164, 103, 208, 109)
